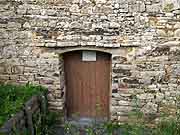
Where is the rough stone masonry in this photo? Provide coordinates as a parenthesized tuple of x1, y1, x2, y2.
(0, 0, 180, 122)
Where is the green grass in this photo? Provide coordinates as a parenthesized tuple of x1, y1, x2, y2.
(63, 118, 180, 135)
(152, 119, 179, 135)
(0, 83, 47, 127)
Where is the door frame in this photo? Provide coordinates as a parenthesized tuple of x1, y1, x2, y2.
(62, 49, 112, 121)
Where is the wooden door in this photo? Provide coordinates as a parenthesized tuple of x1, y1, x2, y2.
(64, 50, 111, 120)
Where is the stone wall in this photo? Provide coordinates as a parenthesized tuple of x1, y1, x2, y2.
(0, 0, 180, 122)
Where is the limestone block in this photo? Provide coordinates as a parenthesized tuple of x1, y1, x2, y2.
(11, 66, 24, 74)
(111, 100, 118, 105)
(72, 0, 80, 4)
(49, 20, 57, 28)
(118, 100, 130, 106)
(7, 22, 21, 29)
(112, 93, 121, 98)
(109, 22, 120, 28)
(116, 112, 127, 116)
(57, 41, 78, 47)
(69, 22, 81, 29)
(117, 116, 128, 122)
(157, 29, 167, 37)
(69, 4, 80, 13)
(81, 5, 93, 14)
(141, 102, 158, 114)
(96, 42, 103, 47)
(45, 42, 57, 47)
(46, 9, 57, 16)
(162, 0, 180, 11)
(0, 75, 9, 80)
(156, 93, 165, 102)
(48, 106, 63, 110)
(23, 22, 31, 29)
(114, 3, 119, 9)
(174, 22, 180, 29)
(137, 93, 154, 100)
(119, 93, 132, 97)
(28, 9, 41, 15)
(95, 0, 107, 4)
(48, 101, 63, 107)
(9, 75, 19, 81)
(111, 106, 133, 113)
(17, 9, 27, 15)
(119, 3, 128, 12)
(167, 30, 174, 37)
(161, 41, 180, 46)
(146, 4, 161, 13)
(0, 66, 4, 73)
(0, 31, 8, 39)
(139, 77, 151, 85)
(174, 29, 180, 37)
(0, 11, 15, 17)
(39, 52, 57, 59)
(137, 1, 146, 12)
(40, 77, 55, 85)
(129, 1, 145, 12)
(165, 91, 171, 98)
(87, 42, 96, 46)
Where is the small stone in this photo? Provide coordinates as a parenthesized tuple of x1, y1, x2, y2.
(69, 4, 80, 13)
(109, 22, 120, 28)
(174, 29, 180, 37)
(161, 41, 180, 46)
(137, 93, 154, 100)
(111, 100, 118, 105)
(138, 1, 145, 12)
(45, 42, 57, 47)
(174, 22, 180, 29)
(141, 102, 158, 114)
(167, 30, 174, 37)
(69, 22, 81, 29)
(72, 0, 79, 4)
(157, 29, 167, 37)
(118, 100, 130, 106)
(8, 22, 21, 29)
(17, 9, 26, 15)
(156, 93, 164, 102)
(112, 93, 121, 98)
(114, 3, 119, 9)
(57, 34, 64, 40)
(146, 4, 161, 13)
(165, 12, 174, 17)
(96, 0, 107, 4)
(96, 35, 102, 41)
(47, 9, 57, 16)
(49, 20, 57, 27)
(23, 22, 31, 29)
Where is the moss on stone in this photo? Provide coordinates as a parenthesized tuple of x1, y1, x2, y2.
(163, 3, 174, 12)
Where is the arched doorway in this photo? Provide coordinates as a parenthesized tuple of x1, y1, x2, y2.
(64, 50, 111, 122)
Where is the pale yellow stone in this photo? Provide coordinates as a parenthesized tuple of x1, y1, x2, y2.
(69, 4, 80, 13)
(95, 0, 107, 4)
(161, 41, 180, 46)
(167, 30, 174, 37)
(174, 22, 180, 29)
(174, 29, 180, 37)
(157, 29, 167, 37)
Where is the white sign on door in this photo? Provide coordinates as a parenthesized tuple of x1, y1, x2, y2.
(82, 51, 96, 61)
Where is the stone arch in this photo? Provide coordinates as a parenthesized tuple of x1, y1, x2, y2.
(57, 47, 113, 55)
